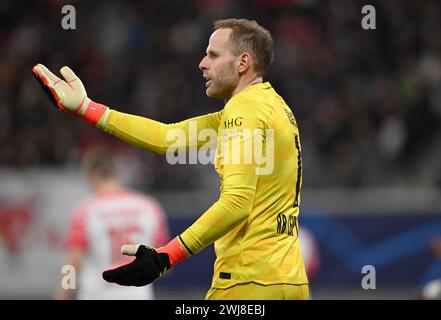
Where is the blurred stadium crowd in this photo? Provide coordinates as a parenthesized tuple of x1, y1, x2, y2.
(1, 0, 441, 190)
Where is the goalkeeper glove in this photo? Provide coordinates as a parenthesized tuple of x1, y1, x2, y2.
(32, 64, 107, 126)
(102, 237, 190, 286)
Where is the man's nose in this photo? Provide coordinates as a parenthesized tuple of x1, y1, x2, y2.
(199, 56, 208, 71)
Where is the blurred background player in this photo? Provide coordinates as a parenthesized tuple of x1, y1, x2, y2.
(54, 148, 170, 300)
(299, 227, 320, 298)
(299, 227, 320, 282)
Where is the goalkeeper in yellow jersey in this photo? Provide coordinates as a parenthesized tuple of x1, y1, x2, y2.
(33, 18, 309, 300)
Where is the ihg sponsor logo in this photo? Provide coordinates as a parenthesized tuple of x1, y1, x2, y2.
(164, 121, 275, 176)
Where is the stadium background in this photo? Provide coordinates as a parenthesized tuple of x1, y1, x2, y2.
(1, 0, 441, 299)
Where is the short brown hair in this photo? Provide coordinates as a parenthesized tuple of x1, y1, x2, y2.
(214, 18, 274, 76)
(83, 148, 117, 179)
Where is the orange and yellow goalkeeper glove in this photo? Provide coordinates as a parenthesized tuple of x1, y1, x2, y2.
(32, 64, 107, 126)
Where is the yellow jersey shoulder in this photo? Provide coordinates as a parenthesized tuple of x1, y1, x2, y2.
(221, 82, 277, 130)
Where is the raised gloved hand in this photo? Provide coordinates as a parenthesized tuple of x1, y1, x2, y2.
(32, 64, 107, 126)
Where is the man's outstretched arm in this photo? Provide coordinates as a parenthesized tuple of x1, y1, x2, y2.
(102, 110, 221, 154)
(33, 64, 221, 154)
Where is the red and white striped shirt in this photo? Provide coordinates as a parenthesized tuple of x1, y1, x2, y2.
(66, 189, 169, 300)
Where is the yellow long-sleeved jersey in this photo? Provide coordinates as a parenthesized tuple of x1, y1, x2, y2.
(101, 82, 308, 289)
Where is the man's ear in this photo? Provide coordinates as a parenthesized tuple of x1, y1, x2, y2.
(237, 52, 252, 74)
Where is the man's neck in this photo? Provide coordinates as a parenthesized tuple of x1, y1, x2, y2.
(226, 74, 263, 103)
(95, 181, 123, 195)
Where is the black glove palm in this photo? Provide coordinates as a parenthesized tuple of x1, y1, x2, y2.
(102, 245, 171, 287)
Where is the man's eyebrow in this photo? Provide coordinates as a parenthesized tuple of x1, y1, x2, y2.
(207, 49, 220, 56)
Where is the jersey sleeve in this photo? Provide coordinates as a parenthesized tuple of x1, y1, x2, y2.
(65, 206, 89, 250)
(178, 96, 268, 255)
(102, 110, 222, 154)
